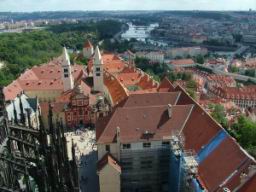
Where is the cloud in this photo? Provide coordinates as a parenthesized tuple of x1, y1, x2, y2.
(0, 0, 255, 12)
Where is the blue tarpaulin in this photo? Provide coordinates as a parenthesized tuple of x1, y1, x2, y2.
(192, 178, 205, 192)
(197, 130, 228, 163)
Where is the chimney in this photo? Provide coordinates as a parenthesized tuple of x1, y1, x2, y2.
(116, 126, 121, 161)
(168, 104, 172, 118)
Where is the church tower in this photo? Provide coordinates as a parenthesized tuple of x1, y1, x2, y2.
(93, 46, 104, 93)
(83, 40, 94, 59)
(62, 47, 74, 92)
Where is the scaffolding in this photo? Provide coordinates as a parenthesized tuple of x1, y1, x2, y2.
(120, 144, 170, 192)
(169, 134, 199, 192)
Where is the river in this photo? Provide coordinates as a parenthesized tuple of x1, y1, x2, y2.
(121, 22, 168, 47)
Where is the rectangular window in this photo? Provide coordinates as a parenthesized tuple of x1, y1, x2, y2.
(143, 142, 151, 148)
(140, 160, 152, 169)
(64, 74, 69, 78)
(105, 145, 110, 152)
(96, 67, 100, 72)
(64, 68, 68, 73)
(123, 143, 131, 149)
(96, 73, 101, 77)
(162, 141, 170, 146)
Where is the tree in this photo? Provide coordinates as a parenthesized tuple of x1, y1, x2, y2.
(186, 88, 196, 99)
(211, 104, 228, 128)
(230, 66, 239, 73)
(232, 34, 243, 43)
(195, 55, 204, 64)
(186, 80, 197, 90)
(245, 69, 256, 77)
(231, 116, 256, 150)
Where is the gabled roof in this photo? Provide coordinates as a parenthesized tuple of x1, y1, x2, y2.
(157, 77, 176, 92)
(84, 40, 93, 49)
(97, 104, 193, 144)
(4, 57, 85, 101)
(97, 153, 121, 173)
(96, 79, 256, 191)
(104, 72, 128, 106)
(238, 173, 256, 192)
(120, 92, 181, 108)
(174, 85, 223, 152)
(170, 59, 195, 65)
(198, 137, 253, 191)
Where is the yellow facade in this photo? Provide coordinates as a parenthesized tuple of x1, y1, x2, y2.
(98, 164, 121, 192)
(25, 90, 62, 102)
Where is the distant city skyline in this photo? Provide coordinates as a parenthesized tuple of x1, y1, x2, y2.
(0, 0, 255, 12)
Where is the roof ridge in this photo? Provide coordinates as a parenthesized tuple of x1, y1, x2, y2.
(121, 104, 193, 110)
(97, 107, 121, 143)
(179, 104, 195, 135)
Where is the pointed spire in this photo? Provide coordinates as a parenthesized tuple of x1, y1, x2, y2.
(19, 94, 25, 126)
(12, 101, 18, 124)
(62, 47, 71, 66)
(71, 139, 76, 162)
(84, 40, 93, 48)
(48, 103, 55, 138)
(94, 46, 103, 65)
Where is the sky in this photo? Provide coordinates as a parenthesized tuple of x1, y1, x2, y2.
(0, 0, 255, 12)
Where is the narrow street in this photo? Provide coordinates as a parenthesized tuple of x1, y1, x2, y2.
(65, 129, 99, 192)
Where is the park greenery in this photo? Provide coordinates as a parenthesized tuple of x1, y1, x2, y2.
(135, 57, 197, 98)
(209, 103, 256, 157)
(209, 104, 228, 128)
(230, 116, 256, 157)
(0, 20, 123, 86)
(135, 57, 167, 82)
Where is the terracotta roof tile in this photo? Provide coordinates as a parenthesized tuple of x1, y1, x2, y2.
(121, 92, 181, 108)
(238, 173, 256, 192)
(170, 59, 195, 65)
(104, 72, 128, 106)
(4, 57, 85, 100)
(157, 77, 176, 92)
(198, 137, 253, 191)
(97, 105, 193, 144)
(97, 153, 121, 172)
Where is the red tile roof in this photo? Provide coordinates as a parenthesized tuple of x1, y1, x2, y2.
(117, 72, 141, 86)
(238, 173, 256, 192)
(97, 153, 121, 172)
(4, 57, 85, 101)
(96, 80, 256, 191)
(198, 137, 253, 191)
(88, 53, 126, 74)
(104, 72, 128, 106)
(120, 92, 181, 108)
(174, 85, 223, 153)
(136, 74, 158, 90)
(157, 77, 176, 92)
(207, 74, 236, 87)
(213, 86, 256, 101)
(170, 59, 195, 66)
(97, 104, 193, 144)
